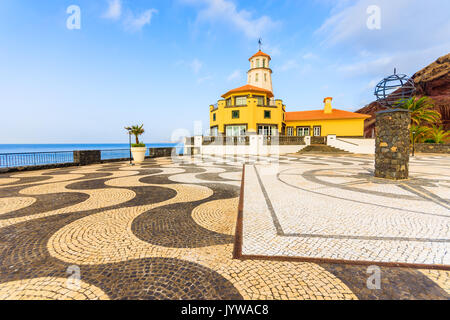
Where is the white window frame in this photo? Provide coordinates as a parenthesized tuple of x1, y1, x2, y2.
(226, 125, 246, 137)
(287, 127, 294, 136)
(313, 126, 321, 137)
(258, 125, 278, 136)
(297, 127, 310, 137)
(235, 96, 247, 106)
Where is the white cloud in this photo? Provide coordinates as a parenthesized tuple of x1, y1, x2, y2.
(316, 0, 450, 89)
(302, 52, 318, 60)
(190, 59, 203, 74)
(182, 0, 279, 39)
(366, 79, 380, 90)
(174, 58, 205, 75)
(338, 56, 393, 76)
(103, 0, 122, 20)
(279, 60, 299, 72)
(124, 9, 158, 32)
(197, 75, 213, 84)
(316, 0, 450, 51)
(227, 69, 242, 82)
(263, 43, 281, 56)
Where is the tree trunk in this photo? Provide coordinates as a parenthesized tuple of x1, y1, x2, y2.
(135, 135, 139, 145)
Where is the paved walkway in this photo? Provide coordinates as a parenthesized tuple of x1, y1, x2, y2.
(0, 155, 448, 300)
(241, 155, 449, 266)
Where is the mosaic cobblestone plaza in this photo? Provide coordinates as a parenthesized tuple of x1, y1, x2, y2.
(0, 154, 448, 300)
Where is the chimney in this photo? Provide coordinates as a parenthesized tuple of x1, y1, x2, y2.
(323, 97, 333, 114)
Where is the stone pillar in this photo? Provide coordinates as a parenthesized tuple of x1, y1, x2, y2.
(375, 109, 411, 180)
(73, 150, 101, 166)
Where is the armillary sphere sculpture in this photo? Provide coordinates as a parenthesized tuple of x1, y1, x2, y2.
(374, 68, 416, 107)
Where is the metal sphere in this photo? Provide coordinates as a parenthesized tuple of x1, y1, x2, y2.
(374, 70, 416, 107)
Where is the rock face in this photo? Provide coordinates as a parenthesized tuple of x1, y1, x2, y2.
(357, 53, 450, 137)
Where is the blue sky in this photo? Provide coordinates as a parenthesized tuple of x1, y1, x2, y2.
(0, 0, 449, 143)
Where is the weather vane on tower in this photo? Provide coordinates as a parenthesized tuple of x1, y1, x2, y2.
(258, 38, 262, 51)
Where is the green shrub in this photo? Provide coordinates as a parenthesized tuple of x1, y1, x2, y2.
(424, 139, 436, 144)
(131, 143, 146, 148)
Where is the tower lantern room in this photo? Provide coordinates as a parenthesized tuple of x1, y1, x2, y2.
(247, 50, 273, 93)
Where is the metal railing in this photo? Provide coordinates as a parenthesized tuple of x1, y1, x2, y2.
(202, 136, 250, 145)
(100, 149, 135, 160)
(278, 136, 306, 145)
(0, 151, 74, 168)
(311, 136, 327, 145)
(263, 135, 306, 145)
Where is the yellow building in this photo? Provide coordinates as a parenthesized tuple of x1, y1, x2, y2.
(210, 51, 370, 137)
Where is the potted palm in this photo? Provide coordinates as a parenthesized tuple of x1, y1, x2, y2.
(125, 124, 146, 163)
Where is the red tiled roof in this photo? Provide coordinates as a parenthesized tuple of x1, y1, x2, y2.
(222, 84, 274, 98)
(249, 50, 271, 61)
(285, 109, 371, 121)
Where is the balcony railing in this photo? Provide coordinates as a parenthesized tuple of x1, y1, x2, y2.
(257, 102, 278, 107)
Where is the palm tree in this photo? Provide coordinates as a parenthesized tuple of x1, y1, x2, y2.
(395, 96, 441, 126)
(427, 125, 450, 144)
(410, 125, 431, 144)
(125, 124, 145, 145)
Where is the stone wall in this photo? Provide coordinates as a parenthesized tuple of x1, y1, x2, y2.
(148, 147, 174, 158)
(375, 109, 411, 180)
(73, 150, 101, 166)
(414, 143, 450, 154)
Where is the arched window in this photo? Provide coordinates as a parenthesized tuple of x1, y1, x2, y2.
(255, 73, 259, 82)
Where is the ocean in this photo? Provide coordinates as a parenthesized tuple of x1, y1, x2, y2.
(0, 144, 183, 168)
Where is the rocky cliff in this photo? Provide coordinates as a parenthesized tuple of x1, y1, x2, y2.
(357, 53, 450, 137)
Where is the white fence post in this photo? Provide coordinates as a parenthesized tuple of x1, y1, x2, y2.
(304, 136, 311, 146)
(194, 136, 202, 155)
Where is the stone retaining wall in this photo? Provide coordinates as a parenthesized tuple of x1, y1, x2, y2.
(73, 150, 101, 165)
(414, 143, 450, 154)
(149, 147, 174, 158)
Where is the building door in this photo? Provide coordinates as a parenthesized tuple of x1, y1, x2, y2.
(313, 126, 321, 137)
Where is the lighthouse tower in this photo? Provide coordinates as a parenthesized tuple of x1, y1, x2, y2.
(247, 49, 273, 92)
